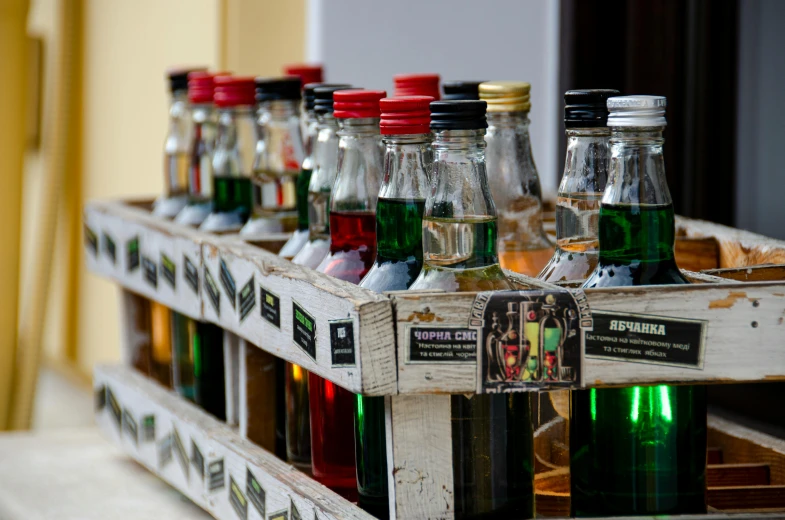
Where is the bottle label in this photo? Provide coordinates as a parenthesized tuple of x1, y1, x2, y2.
(292, 300, 316, 361)
(584, 310, 706, 368)
(471, 289, 589, 393)
(329, 319, 356, 367)
(406, 326, 477, 364)
(260, 286, 281, 329)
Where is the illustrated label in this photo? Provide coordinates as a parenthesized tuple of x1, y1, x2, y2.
(161, 253, 176, 289)
(585, 310, 706, 369)
(204, 269, 221, 315)
(292, 301, 316, 360)
(85, 225, 98, 256)
(238, 276, 255, 322)
(219, 258, 236, 310)
(260, 286, 281, 328)
(184, 255, 199, 295)
(126, 236, 140, 272)
(407, 326, 477, 364)
(229, 476, 248, 520)
(142, 256, 157, 288)
(102, 232, 116, 264)
(330, 319, 355, 367)
(208, 459, 225, 491)
(246, 468, 266, 517)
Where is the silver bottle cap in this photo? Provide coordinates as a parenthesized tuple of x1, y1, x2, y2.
(607, 95, 667, 127)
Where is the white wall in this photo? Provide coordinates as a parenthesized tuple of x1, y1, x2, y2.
(735, 0, 785, 239)
(307, 0, 562, 194)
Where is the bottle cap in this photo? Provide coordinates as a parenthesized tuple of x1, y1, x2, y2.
(380, 96, 433, 135)
(607, 95, 667, 127)
(168, 66, 207, 93)
(188, 71, 230, 105)
(393, 73, 441, 99)
(255, 76, 302, 102)
(430, 100, 487, 130)
(564, 89, 620, 127)
(303, 83, 325, 112)
(313, 84, 354, 115)
(333, 89, 386, 119)
(283, 64, 324, 87)
(442, 80, 484, 101)
(213, 76, 256, 107)
(479, 81, 531, 112)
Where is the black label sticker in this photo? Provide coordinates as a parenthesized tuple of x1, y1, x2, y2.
(102, 232, 116, 264)
(292, 301, 316, 360)
(142, 256, 157, 288)
(85, 225, 98, 256)
(173, 427, 189, 479)
(219, 258, 236, 310)
(161, 253, 176, 289)
(122, 409, 138, 445)
(208, 459, 225, 491)
(184, 255, 199, 295)
(407, 326, 477, 364)
(246, 467, 265, 517)
(269, 510, 288, 520)
(143, 415, 155, 442)
(204, 268, 221, 315)
(260, 286, 280, 329)
(585, 310, 707, 369)
(330, 319, 355, 367)
(238, 276, 255, 322)
(229, 476, 248, 520)
(290, 499, 302, 520)
(126, 236, 140, 272)
(158, 433, 173, 468)
(107, 387, 121, 428)
(472, 290, 587, 392)
(95, 385, 106, 411)
(191, 440, 205, 481)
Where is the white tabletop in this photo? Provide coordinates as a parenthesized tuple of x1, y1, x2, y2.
(0, 428, 212, 520)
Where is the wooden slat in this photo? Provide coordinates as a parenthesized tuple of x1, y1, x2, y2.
(708, 463, 770, 487)
(676, 237, 721, 271)
(708, 485, 785, 509)
(708, 415, 785, 486)
(709, 447, 725, 465)
(702, 264, 785, 282)
(677, 216, 785, 268)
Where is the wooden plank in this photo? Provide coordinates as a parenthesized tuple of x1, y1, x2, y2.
(708, 414, 785, 486)
(709, 447, 725, 465)
(683, 270, 743, 284)
(708, 485, 785, 509)
(708, 463, 770, 487)
(238, 338, 278, 453)
(389, 394, 454, 520)
(703, 264, 785, 282)
(94, 364, 375, 520)
(676, 236, 721, 271)
(677, 216, 785, 268)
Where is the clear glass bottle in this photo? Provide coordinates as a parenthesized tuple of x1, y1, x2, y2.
(572, 96, 706, 516)
(480, 81, 554, 277)
(284, 85, 351, 473)
(311, 89, 385, 501)
(539, 89, 618, 282)
(356, 95, 433, 518)
(291, 85, 352, 268)
(279, 82, 322, 259)
(409, 100, 533, 520)
(153, 67, 204, 218)
(241, 77, 304, 236)
(199, 76, 257, 233)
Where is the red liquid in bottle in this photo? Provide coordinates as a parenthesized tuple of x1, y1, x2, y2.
(310, 209, 377, 500)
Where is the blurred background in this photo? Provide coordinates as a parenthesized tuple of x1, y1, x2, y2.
(0, 0, 783, 432)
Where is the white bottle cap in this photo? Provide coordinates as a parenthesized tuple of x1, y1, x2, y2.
(607, 95, 667, 127)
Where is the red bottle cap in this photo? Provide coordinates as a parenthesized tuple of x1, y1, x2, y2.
(380, 96, 433, 135)
(213, 76, 256, 107)
(393, 73, 441, 100)
(188, 71, 229, 104)
(333, 89, 386, 119)
(283, 64, 324, 87)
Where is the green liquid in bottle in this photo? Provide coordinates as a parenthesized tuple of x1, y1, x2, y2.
(213, 176, 253, 218)
(296, 168, 312, 231)
(574, 202, 706, 516)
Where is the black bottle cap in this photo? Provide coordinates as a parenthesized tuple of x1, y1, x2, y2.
(430, 100, 488, 130)
(168, 67, 206, 93)
(442, 80, 485, 101)
(313, 84, 354, 114)
(255, 76, 303, 103)
(303, 82, 326, 112)
(564, 89, 620, 128)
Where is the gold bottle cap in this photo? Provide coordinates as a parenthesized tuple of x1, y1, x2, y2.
(479, 81, 531, 112)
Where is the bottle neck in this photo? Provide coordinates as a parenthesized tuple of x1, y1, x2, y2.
(214, 105, 256, 178)
(189, 104, 217, 199)
(331, 118, 383, 213)
(307, 113, 341, 239)
(256, 99, 303, 175)
(303, 109, 319, 168)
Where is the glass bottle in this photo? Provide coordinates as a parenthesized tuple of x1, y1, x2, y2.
(279, 82, 323, 259)
(393, 73, 441, 99)
(356, 95, 433, 518)
(311, 89, 385, 501)
(539, 89, 618, 282)
(153, 67, 204, 218)
(409, 100, 534, 520)
(284, 85, 351, 473)
(199, 76, 257, 233)
(291, 85, 352, 269)
(479, 81, 553, 277)
(282, 64, 324, 140)
(572, 96, 706, 516)
(241, 77, 304, 236)
(442, 80, 484, 101)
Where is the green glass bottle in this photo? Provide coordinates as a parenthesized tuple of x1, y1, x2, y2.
(573, 95, 706, 516)
(410, 100, 534, 520)
(356, 96, 433, 518)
